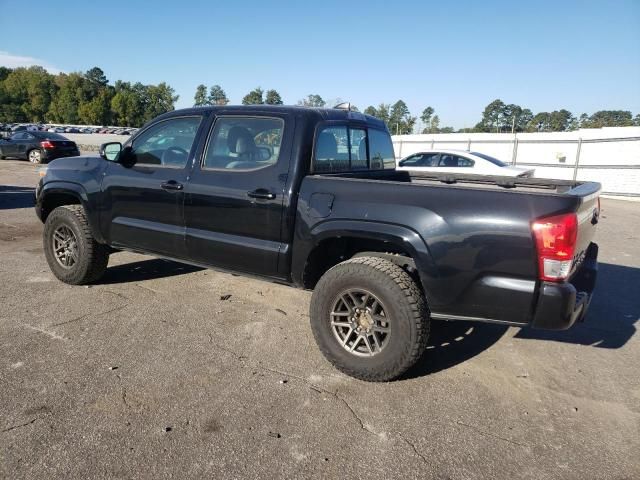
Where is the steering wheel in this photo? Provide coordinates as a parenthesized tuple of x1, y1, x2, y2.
(161, 146, 189, 166)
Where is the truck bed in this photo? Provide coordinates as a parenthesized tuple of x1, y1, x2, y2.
(314, 169, 600, 197)
(296, 169, 601, 326)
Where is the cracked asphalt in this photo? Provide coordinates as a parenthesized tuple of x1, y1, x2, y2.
(1, 159, 639, 479)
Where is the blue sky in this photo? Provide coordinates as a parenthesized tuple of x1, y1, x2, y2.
(1, 0, 639, 128)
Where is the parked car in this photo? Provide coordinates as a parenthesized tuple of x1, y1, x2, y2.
(397, 149, 535, 177)
(0, 131, 80, 163)
(34, 105, 600, 381)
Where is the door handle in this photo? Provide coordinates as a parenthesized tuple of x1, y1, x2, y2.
(161, 180, 183, 191)
(247, 189, 276, 200)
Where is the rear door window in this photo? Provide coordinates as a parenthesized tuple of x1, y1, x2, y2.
(202, 116, 284, 171)
(313, 125, 395, 173)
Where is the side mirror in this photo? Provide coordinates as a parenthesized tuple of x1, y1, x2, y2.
(100, 142, 122, 161)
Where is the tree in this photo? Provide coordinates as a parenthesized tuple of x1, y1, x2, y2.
(143, 82, 178, 123)
(481, 99, 506, 132)
(208, 85, 229, 105)
(430, 115, 440, 133)
(0, 66, 11, 82)
(298, 94, 325, 107)
(364, 106, 377, 116)
(46, 72, 86, 124)
(265, 89, 283, 105)
(85, 67, 108, 88)
(578, 113, 589, 128)
(2, 66, 57, 122)
(583, 110, 634, 128)
(78, 88, 112, 125)
(242, 87, 264, 105)
(193, 84, 208, 106)
(420, 106, 434, 125)
(388, 100, 416, 135)
(634, 114, 640, 126)
(110, 81, 146, 127)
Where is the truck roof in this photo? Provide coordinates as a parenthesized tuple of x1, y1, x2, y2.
(157, 105, 388, 130)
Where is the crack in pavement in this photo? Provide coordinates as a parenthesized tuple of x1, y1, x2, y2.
(398, 433, 429, 465)
(114, 373, 131, 410)
(1, 417, 39, 433)
(456, 420, 528, 448)
(207, 334, 429, 464)
(49, 304, 128, 328)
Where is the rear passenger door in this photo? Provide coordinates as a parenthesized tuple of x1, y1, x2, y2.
(184, 113, 293, 277)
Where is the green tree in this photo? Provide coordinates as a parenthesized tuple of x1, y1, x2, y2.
(578, 113, 589, 128)
(634, 114, 640, 126)
(420, 106, 434, 125)
(388, 100, 416, 135)
(585, 110, 634, 128)
(208, 85, 229, 105)
(110, 81, 146, 127)
(363, 106, 377, 116)
(242, 87, 264, 105)
(265, 89, 283, 105)
(83, 67, 108, 98)
(46, 72, 86, 124)
(143, 82, 178, 123)
(193, 84, 208, 106)
(481, 99, 506, 132)
(549, 109, 574, 132)
(298, 94, 326, 107)
(78, 87, 113, 125)
(2, 66, 57, 122)
(430, 115, 440, 133)
(0, 66, 11, 82)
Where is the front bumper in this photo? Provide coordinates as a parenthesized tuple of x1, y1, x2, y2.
(531, 243, 598, 330)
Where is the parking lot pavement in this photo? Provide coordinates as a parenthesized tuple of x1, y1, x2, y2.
(1, 159, 638, 479)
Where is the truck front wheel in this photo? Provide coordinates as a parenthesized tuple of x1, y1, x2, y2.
(43, 205, 110, 285)
(310, 256, 429, 382)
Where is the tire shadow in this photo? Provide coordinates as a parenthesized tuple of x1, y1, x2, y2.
(402, 320, 508, 380)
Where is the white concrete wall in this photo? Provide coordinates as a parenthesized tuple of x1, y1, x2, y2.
(392, 127, 640, 198)
(65, 133, 130, 150)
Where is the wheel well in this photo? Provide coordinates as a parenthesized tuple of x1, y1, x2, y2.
(41, 192, 81, 221)
(302, 237, 421, 289)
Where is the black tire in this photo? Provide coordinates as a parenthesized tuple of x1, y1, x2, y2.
(310, 256, 429, 382)
(27, 148, 43, 164)
(43, 205, 109, 285)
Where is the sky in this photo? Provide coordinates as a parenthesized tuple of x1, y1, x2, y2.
(1, 0, 639, 129)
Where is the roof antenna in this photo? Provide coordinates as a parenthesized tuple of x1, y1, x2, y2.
(333, 102, 352, 111)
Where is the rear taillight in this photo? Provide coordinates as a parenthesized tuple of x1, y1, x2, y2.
(40, 140, 54, 149)
(532, 213, 578, 282)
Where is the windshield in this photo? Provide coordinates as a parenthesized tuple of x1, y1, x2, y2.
(470, 151, 508, 167)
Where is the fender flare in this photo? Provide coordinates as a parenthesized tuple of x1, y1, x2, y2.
(38, 181, 104, 243)
(292, 219, 438, 290)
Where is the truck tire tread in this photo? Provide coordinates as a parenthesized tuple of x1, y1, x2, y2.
(310, 256, 429, 382)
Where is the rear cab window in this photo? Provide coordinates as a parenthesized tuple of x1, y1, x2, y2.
(313, 124, 395, 173)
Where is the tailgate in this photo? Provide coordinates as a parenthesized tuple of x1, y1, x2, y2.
(568, 182, 601, 276)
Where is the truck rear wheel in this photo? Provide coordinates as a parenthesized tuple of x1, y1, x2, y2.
(310, 256, 429, 381)
(43, 205, 109, 285)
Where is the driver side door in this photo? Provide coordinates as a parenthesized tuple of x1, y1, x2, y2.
(100, 114, 207, 258)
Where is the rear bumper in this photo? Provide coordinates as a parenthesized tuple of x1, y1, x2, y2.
(531, 242, 598, 330)
(43, 148, 80, 162)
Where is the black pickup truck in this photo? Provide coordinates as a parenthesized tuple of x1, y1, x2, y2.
(35, 105, 601, 381)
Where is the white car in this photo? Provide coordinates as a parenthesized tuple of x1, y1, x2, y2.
(397, 149, 534, 177)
